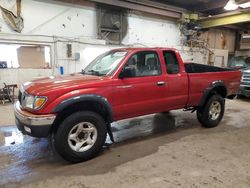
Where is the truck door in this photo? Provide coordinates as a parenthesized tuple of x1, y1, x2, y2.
(161, 50, 189, 109)
(112, 50, 168, 120)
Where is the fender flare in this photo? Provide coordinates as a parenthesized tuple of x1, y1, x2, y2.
(199, 80, 227, 107)
(53, 94, 113, 123)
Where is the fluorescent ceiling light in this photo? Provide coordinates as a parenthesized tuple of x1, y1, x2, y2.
(239, 2, 250, 8)
(224, 0, 238, 10)
(242, 35, 250, 39)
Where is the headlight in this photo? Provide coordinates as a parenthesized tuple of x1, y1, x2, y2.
(25, 95, 35, 109)
(24, 95, 47, 110)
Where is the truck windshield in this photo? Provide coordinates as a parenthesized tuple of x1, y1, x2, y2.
(83, 50, 127, 76)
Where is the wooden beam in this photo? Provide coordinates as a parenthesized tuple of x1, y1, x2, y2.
(87, 0, 182, 18)
(37, 0, 182, 18)
(199, 11, 250, 28)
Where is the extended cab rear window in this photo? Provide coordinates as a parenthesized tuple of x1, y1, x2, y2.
(163, 51, 180, 74)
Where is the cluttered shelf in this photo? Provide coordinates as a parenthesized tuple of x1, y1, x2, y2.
(0, 83, 18, 104)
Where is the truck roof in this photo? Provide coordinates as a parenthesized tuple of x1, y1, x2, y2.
(112, 47, 177, 51)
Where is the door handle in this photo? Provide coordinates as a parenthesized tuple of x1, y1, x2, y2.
(157, 81, 165, 86)
(116, 85, 132, 89)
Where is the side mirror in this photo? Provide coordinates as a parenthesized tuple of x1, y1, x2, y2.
(119, 66, 136, 79)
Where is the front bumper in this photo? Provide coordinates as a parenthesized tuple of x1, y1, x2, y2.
(14, 101, 56, 137)
(238, 86, 250, 97)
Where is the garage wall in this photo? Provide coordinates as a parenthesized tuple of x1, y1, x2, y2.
(178, 28, 236, 66)
(201, 29, 236, 53)
(122, 12, 181, 47)
(0, 0, 194, 86)
(0, 68, 53, 87)
(0, 0, 97, 38)
(0, 1, 181, 45)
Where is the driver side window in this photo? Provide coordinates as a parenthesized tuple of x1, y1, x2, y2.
(123, 51, 162, 77)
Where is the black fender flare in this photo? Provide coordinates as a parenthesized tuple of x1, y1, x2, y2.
(199, 80, 227, 107)
(53, 94, 113, 123)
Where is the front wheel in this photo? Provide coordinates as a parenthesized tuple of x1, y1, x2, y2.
(53, 111, 107, 163)
(197, 94, 225, 128)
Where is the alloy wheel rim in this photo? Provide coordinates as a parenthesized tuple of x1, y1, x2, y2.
(67, 122, 97, 152)
(209, 101, 221, 121)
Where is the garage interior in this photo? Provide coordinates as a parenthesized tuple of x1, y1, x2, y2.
(0, 0, 250, 187)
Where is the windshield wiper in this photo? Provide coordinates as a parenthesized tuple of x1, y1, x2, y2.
(80, 69, 85, 74)
(87, 70, 101, 76)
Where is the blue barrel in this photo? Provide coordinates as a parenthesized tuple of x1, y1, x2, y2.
(60, 66, 64, 75)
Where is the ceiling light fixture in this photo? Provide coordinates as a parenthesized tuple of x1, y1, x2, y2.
(242, 35, 250, 39)
(224, 0, 238, 10)
(239, 2, 250, 8)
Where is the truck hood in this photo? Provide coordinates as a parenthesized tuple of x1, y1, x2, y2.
(23, 73, 109, 95)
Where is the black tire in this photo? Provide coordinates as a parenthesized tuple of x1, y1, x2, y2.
(197, 94, 225, 128)
(161, 111, 170, 114)
(54, 111, 107, 163)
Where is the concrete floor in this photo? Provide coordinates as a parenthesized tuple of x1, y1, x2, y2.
(0, 98, 250, 188)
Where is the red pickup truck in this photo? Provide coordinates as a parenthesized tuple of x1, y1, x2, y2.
(14, 48, 241, 163)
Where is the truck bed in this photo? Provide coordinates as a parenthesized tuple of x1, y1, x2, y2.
(185, 63, 241, 107)
(184, 63, 234, 73)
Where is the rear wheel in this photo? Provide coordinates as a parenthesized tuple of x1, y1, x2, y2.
(54, 111, 107, 163)
(197, 94, 225, 128)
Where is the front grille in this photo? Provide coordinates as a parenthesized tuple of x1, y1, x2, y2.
(241, 71, 250, 86)
(18, 90, 27, 107)
(245, 87, 250, 90)
(18, 90, 22, 104)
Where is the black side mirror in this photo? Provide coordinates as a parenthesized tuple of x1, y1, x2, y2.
(119, 66, 136, 79)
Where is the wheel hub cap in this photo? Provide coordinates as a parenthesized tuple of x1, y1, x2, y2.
(77, 131, 87, 140)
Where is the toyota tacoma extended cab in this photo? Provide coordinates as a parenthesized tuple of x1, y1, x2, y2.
(14, 48, 241, 163)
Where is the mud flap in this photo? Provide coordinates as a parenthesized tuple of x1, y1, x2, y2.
(107, 123, 114, 143)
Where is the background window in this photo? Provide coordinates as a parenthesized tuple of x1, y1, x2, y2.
(163, 51, 179, 74)
(0, 44, 51, 69)
(124, 51, 161, 77)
